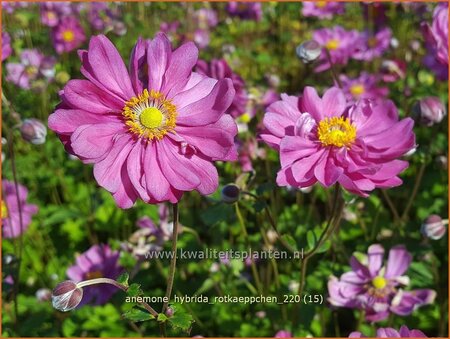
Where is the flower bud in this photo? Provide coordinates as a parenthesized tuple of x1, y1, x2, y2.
(52, 280, 83, 312)
(221, 184, 240, 204)
(421, 214, 447, 240)
(55, 71, 70, 85)
(275, 330, 292, 338)
(20, 118, 47, 145)
(36, 288, 52, 302)
(412, 97, 447, 126)
(296, 40, 322, 63)
(165, 307, 174, 317)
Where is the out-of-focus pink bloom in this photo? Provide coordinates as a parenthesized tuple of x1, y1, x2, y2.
(48, 34, 237, 208)
(312, 26, 360, 72)
(260, 87, 415, 197)
(380, 59, 406, 82)
(193, 29, 210, 49)
(349, 325, 427, 338)
(196, 58, 248, 118)
(67, 244, 123, 305)
(86, 2, 122, 32)
(2, 180, 38, 238)
(226, 2, 262, 21)
(361, 3, 388, 32)
(274, 330, 292, 338)
(238, 137, 266, 172)
(2, 32, 12, 61)
(422, 3, 448, 80)
(339, 72, 389, 103)
(194, 8, 218, 29)
(40, 2, 73, 27)
(353, 28, 392, 61)
(1, 1, 28, 14)
(160, 21, 181, 42)
(328, 244, 436, 322)
(302, 1, 345, 19)
(6, 49, 56, 89)
(51, 16, 86, 54)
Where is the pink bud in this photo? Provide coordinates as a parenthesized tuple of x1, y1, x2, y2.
(413, 97, 447, 126)
(20, 118, 47, 145)
(221, 184, 240, 204)
(421, 215, 447, 240)
(52, 280, 83, 312)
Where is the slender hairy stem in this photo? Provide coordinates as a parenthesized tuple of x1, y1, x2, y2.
(162, 203, 179, 314)
(76, 278, 158, 317)
(401, 162, 426, 221)
(381, 190, 401, 223)
(324, 49, 343, 88)
(235, 203, 264, 295)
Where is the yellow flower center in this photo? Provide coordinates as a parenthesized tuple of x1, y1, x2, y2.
(123, 89, 177, 141)
(372, 276, 387, 289)
(325, 39, 340, 50)
(47, 11, 56, 20)
(62, 30, 75, 43)
(239, 113, 252, 123)
(140, 107, 164, 129)
(317, 116, 357, 148)
(86, 270, 103, 280)
(316, 1, 327, 8)
(25, 66, 38, 76)
(1, 201, 8, 219)
(350, 84, 365, 97)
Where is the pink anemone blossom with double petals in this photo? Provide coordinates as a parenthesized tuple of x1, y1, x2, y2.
(328, 244, 436, 322)
(260, 86, 415, 197)
(2, 180, 38, 238)
(48, 33, 237, 208)
(349, 326, 427, 338)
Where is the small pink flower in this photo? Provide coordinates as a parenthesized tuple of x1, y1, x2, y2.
(302, 1, 345, 19)
(339, 72, 389, 103)
(260, 87, 415, 197)
(51, 16, 86, 54)
(353, 28, 392, 61)
(2, 32, 12, 61)
(49, 34, 237, 208)
(312, 26, 360, 72)
(2, 180, 38, 238)
(350, 325, 427, 338)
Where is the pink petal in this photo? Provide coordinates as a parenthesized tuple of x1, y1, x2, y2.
(385, 245, 412, 278)
(322, 87, 347, 117)
(299, 86, 323, 122)
(147, 33, 172, 93)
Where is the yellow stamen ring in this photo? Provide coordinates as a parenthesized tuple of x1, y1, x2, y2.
(122, 89, 177, 141)
(317, 116, 357, 148)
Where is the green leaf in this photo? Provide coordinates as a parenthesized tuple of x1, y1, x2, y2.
(157, 313, 168, 322)
(306, 231, 317, 251)
(127, 283, 142, 297)
(116, 272, 129, 288)
(281, 234, 298, 251)
(122, 307, 154, 322)
(168, 305, 194, 332)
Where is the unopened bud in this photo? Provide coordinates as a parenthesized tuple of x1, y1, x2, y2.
(412, 97, 447, 126)
(20, 118, 47, 145)
(296, 40, 322, 63)
(113, 21, 127, 36)
(55, 71, 70, 85)
(52, 280, 83, 312)
(165, 307, 174, 317)
(266, 229, 278, 244)
(421, 215, 447, 240)
(221, 184, 240, 204)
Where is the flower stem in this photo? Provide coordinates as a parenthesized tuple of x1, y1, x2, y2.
(324, 48, 343, 88)
(76, 278, 158, 317)
(162, 203, 179, 314)
(235, 202, 264, 295)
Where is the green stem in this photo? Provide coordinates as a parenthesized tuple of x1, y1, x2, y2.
(162, 203, 179, 314)
(235, 203, 264, 295)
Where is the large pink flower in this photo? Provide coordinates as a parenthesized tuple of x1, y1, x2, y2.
(260, 87, 415, 196)
(48, 33, 237, 208)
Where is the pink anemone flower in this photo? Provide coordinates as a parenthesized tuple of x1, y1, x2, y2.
(260, 87, 415, 197)
(48, 33, 237, 208)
